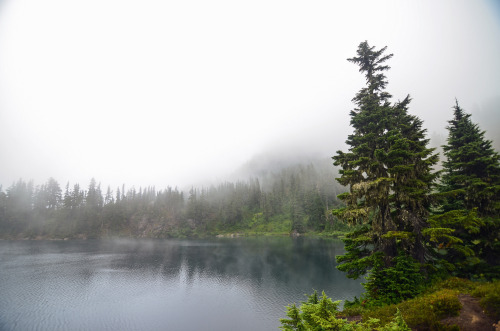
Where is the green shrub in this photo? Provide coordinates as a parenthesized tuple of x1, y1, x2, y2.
(340, 305, 364, 318)
(472, 280, 500, 319)
(279, 291, 412, 331)
(363, 252, 425, 305)
(280, 291, 346, 331)
(378, 309, 411, 331)
(361, 288, 461, 329)
(424, 289, 462, 319)
(435, 277, 476, 293)
(340, 278, 500, 330)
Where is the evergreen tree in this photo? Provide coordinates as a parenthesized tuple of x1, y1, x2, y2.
(440, 100, 500, 216)
(104, 186, 114, 205)
(333, 41, 438, 280)
(279, 304, 304, 331)
(433, 101, 500, 271)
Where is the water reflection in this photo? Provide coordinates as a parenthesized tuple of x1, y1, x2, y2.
(0, 238, 363, 331)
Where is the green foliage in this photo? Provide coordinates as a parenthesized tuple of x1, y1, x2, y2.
(425, 209, 484, 275)
(427, 275, 500, 320)
(472, 280, 500, 319)
(341, 278, 500, 330)
(362, 252, 425, 305)
(279, 291, 412, 331)
(335, 225, 376, 279)
(0, 160, 347, 239)
(439, 101, 500, 216)
(301, 291, 344, 330)
(433, 101, 500, 275)
(339, 301, 364, 317)
(423, 213, 500, 280)
(359, 288, 461, 330)
(434, 277, 477, 293)
(280, 291, 343, 331)
(378, 309, 411, 331)
(283, 44, 500, 331)
(424, 290, 463, 319)
(280, 304, 305, 331)
(333, 41, 438, 280)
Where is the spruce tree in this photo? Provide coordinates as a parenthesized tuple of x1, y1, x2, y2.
(435, 101, 500, 270)
(333, 41, 438, 279)
(440, 100, 500, 216)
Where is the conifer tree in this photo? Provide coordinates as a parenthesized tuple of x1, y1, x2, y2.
(333, 41, 438, 279)
(440, 100, 500, 216)
(435, 101, 500, 269)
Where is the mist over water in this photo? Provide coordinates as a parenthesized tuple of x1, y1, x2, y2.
(0, 238, 364, 331)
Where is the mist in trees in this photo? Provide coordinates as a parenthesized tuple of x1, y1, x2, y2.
(0, 159, 347, 239)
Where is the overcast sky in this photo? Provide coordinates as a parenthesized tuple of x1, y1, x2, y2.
(0, 0, 499, 190)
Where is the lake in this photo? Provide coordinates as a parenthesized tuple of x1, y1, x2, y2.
(0, 237, 364, 330)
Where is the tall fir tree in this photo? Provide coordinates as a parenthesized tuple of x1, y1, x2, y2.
(434, 101, 500, 270)
(333, 41, 438, 279)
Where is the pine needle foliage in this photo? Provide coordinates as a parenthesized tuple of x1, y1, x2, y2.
(333, 41, 438, 279)
(440, 100, 500, 216)
(432, 101, 500, 273)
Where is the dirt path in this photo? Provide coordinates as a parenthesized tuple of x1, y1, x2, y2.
(440, 294, 498, 331)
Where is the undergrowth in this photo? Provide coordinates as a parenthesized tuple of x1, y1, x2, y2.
(339, 277, 500, 330)
(280, 291, 412, 330)
(471, 280, 500, 320)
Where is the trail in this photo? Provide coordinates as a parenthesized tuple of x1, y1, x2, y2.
(440, 294, 497, 331)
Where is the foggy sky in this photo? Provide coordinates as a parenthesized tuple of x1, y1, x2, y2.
(1, 0, 499, 190)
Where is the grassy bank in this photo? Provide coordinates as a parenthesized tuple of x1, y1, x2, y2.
(210, 212, 349, 238)
(339, 277, 500, 330)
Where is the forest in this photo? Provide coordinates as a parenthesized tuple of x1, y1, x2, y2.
(0, 159, 348, 239)
(279, 42, 500, 330)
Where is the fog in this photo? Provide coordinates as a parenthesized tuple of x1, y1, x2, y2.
(1, 0, 499, 190)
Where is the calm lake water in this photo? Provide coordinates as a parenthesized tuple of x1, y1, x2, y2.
(0, 237, 364, 331)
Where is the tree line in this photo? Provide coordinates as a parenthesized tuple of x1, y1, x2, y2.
(0, 160, 347, 239)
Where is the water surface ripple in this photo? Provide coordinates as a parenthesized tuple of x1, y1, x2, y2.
(0, 237, 363, 331)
